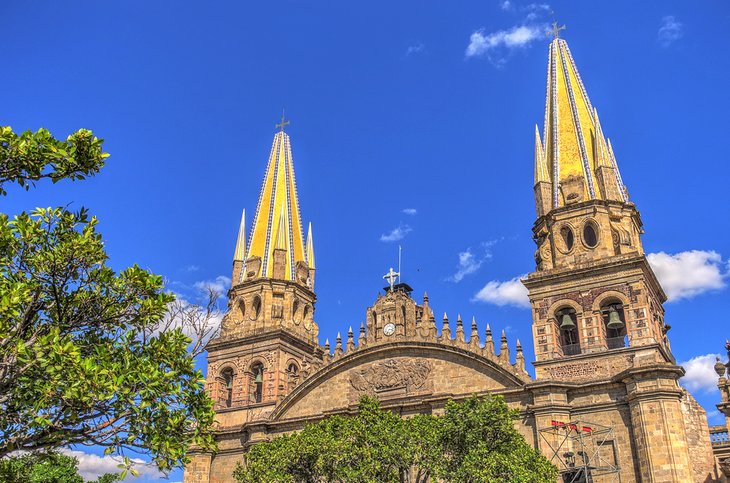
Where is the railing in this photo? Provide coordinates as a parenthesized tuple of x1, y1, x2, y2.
(710, 426, 730, 447)
(562, 343, 582, 356)
(606, 336, 628, 350)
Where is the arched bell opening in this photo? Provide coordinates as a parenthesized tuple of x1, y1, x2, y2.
(250, 362, 265, 403)
(556, 307, 580, 356)
(601, 300, 628, 349)
(221, 367, 234, 408)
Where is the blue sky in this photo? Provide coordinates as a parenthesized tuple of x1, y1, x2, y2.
(2, 1, 729, 480)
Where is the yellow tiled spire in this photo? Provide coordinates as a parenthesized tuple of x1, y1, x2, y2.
(534, 124, 549, 184)
(246, 122, 307, 281)
(305, 222, 315, 270)
(541, 36, 629, 209)
(233, 209, 246, 262)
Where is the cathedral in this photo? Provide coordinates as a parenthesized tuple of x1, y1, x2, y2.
(184, 34, 723, 482)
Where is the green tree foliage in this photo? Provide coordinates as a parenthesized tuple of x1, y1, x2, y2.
(0, 451, 119, 483)
(0, 126, 216, 471)
(233, 395, 557, 483)
(0, 126, 107, 196)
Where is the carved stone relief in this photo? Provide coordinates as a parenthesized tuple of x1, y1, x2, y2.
(350, 358, 432, 394)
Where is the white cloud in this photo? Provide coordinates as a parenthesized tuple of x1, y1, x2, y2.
(500, 0, 512, 10)
(658, 15, 683, 47)
(647, 250, 727, 301)
(184, 265, 200, 272)
(380, 224, 412, 242)
(193, 275, 231, 297)
(447, 243, 495, 282)
(405, 43, 425, 56)
(402, 208, 418, 215)
(59, 448, 164, 481)
(466, 25, 544, 59)
(473, 274, 530, 308)
(679, 353, 722, 394)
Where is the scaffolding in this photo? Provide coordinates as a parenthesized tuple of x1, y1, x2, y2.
(538, 419, 620, 483)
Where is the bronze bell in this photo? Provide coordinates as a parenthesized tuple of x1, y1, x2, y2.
(559, 313, 576, 330)
(606, 307, 624, 330)
(254, 372, 263, 383)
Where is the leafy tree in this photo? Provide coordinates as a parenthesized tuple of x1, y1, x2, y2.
(233, 395, 557, 483)
(0, 451, 119, 483)
(438, 396, 558, 482)
(0, 126, 216, 471)
(0, 126, 107, 195)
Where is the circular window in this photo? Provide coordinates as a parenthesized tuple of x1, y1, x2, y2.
(252, 296, 262, 320)
(583, 222, 599, 248)
(559, 225, 575, 252)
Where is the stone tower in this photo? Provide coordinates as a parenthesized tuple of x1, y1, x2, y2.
(522, 34, 699, 481)
(189, 121, 323, 479)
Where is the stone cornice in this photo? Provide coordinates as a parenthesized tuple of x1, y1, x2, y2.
(207, 327, 322, 356)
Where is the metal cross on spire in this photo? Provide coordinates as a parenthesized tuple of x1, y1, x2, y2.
(547, 21, 566, 40)
(383, 267, 400, 292)
(276, 110, 290, 132)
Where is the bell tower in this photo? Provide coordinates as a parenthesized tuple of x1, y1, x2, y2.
(523, 32, 696, 481)
(525, 34, 669, 363)
(204, 117, 322, 426)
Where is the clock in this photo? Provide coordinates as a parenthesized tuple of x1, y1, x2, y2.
(383, 323, 396, 336)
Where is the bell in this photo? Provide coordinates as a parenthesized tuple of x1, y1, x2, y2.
(559, 313, 575, 330)
(606, 307, 624, 330)
(254, 372, 263, 383)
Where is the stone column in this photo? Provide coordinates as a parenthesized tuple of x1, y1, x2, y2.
(183, 452, 212, 483)
(622, 365, 693, 482)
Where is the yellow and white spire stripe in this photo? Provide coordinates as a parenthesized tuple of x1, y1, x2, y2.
(247, 129, 307, 281)
(535, 36, 629, 208)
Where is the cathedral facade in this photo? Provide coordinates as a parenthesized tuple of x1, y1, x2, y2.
(184, 35, 720, 482)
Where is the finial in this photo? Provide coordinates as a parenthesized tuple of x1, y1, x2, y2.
(276, 109, 290, 132)
(471, 316, 478, 330)
(347, 327, 355, 352)
(486, 323, 492, 335)
(457, 314, 463, 327)
(423, 292, 429, 303)
(546, 21, 566, 40)
(501, 329, 507, 342)
(715, 357, 727, 378)
(516, 339, 523, 351)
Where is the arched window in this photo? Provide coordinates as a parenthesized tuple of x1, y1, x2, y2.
(287, 363, 299, 384)
(221, 368, 234, 408)
(401, 306, 406, 323)
(251, 362, 264, 403)
(237, 299, 246, 320)
(303, 305, 310, 322)
(252, 296, 262, 320)
(601, 301, 627, 349)
(292, 300, 299, 322)
(556, 307, 580, 356)
(560, 226, 575, 251)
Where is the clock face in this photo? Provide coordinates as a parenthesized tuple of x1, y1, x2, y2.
(383, 323, 396, 336)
